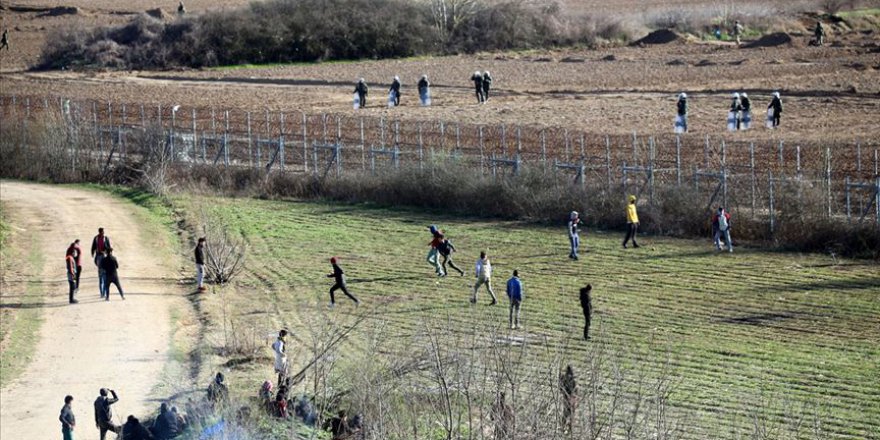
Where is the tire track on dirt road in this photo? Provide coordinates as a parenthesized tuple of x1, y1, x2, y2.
(0, 181, 188, 440)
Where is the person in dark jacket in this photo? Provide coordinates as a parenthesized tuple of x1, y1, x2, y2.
(768, 92, 782, 128)
(740, 92, 752, 129)
(207, 372, 229, 408)
(328, 257, 359, 307)
(814, 21, 825, 46)
(94, 388, 120, 440)
(676, 93, 688, 133)
(60, 395, 76, 440)
(417, 74, 430, 105)
(91, 227, 112, 297)
(389, 76, 401, 106)
(354, 78, 368, 109)
(100, 248, 124, 300)
(438, 237, 465, 277)
(122, 415, 153, 440)
(482, 71, 493, 102)
(194, 237, 206, 291)
(66, 252, 78, 304)
(471, 71, 484, 103)
(579, 284, 592, 340)
(151, 403, 179, 440)
(730, 92, 743, 130)
(66, 239, 83, 290)
(177, 1, 186, 15)
(559, 365, 577, 433)
(1, 29, 9, 51)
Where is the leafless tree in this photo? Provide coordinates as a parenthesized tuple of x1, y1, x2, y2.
(197, 207, 246, 285)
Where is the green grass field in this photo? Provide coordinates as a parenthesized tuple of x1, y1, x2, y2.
(174, 195, 879, 439)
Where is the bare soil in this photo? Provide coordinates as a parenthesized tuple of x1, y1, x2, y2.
(0, 182, 186, 439)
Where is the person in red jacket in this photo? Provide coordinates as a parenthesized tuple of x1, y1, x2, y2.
(711, 207, 733, 253)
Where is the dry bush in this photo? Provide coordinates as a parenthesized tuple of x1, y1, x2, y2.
(196, 207, 247, 285)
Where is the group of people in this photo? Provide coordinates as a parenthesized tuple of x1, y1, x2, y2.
(674, 90, 784, 133)
(64, 227, 125, 304)
(58, 388, 195, 440)
(353, 75, 433, 109)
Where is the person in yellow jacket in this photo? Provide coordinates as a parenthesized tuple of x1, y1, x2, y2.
(623, 195, 640, 248)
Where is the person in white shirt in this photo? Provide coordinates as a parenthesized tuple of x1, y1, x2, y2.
(471, 251, 497, 305)
(272, 329, 289, 385)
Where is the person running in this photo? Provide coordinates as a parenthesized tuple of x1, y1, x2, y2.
(94, 389, 120, 440)
(579, 284, 592, 340)
(389, 76, 401, 107)
(438, 236, 465, 276)
(66, 252, 78, 304)
(732, 20, 744, 45)
(676, 93, 688, 133)
(471, 71, 484, 103)
(506, 270, 523, 329)
(328, 257, 359, 307)
(100, 248, 125, 300)
(712, 207, 733, 252)
(121, 415, 152, 440)
(59, 395, 76, 440)
(354, 78, 369, 109)
(427, 225, 444, 276)
(471, 251, 497, 305)
(91, 228, 112, 298)
(568, 211, 582, 260)
(273, 329, 289, 385)
(0, 29, 9, 51)
(768, 92, 783, 128)
(622, 195, 640, 249)
(814, 21, 825, 46)
(66, 239, 83, 290)
(482, 70, 493, 102)
(194, 237, 206, 291)
(417, 74, 430, 106)
(730, 92, 743, 130)
(559, 365, 577, 433)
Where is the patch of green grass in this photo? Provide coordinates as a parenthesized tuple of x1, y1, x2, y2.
(170, 195, 879, 438)
(0, 203, 46, 387)
(836, 8, 880, 18)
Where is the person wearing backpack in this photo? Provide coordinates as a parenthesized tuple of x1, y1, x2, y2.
(438, 237, 465, 277)
(712, 207, 733, 252)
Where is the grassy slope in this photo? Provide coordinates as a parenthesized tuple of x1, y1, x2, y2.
(175, 195, 879, 438)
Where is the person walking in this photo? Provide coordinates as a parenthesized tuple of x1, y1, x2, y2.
(389, 76, 401, 107)
(814, 21, 825, 46)
(94, 389, 120, 440)
(768, 92, 783, 128)
(732, 20, 744, 45)
(482, 70, 493, 102)
(0, 29, 9, 51)
(675, 93, 688, 133)
(327, 257, 359, 307)
(354, 78, 369, 109)
(559, 365, 577, 433)
(471, 71, 484, 103)
(194, 237, 206, 291)
(66, 239, 83, 290)
(100, 248, 125, 300)
(740, 92, 752, 129)
(427, 225, 444, 276)
(622, 195, 640, 249)
(417, 74, 430, 106)
(712, 207, 733, 252)
(66, 252, 78, 304)
(438, 237, 465, 277)
(506, 270, 523, 329)
(273, 329, 289, 385)
(59, 395, 76, 440)
(471, 251, 497, 305)
(91, 228, 112, 298)
(567, 211, 582, 260)
(579, 284, 592, 340)
(729, 92, 743, 131)
(121, 415, 152, 440)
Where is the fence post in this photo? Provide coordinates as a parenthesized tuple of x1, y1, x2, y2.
(606, 136, 612, 189)
(440, 121, 445, 151)
(336, 116, 341, 145)
(191, 109, 197, 165)
(360, 117, 366, 171)
(303, 112, 309, 172)
(704, 134, 709, 169)
(778, 140, 784, 173)
(223, 110, 230, 166)
(246, 112, 252, 168)
(380, 117, 385, 147)
(211, 108, 218, 163)
(140, 104, 146, 129)
(322, 113, 328, 144)
(796, 145, 802, 179)
(875, 177, 879, 226)
(874, 149, 878, 176)
(676, 135, 682, 186)
(564, 129, 569, 162)
(769, 172, 775, 235)
(280, 112, 285, 171)
(479, 125, 484, 174)
(856, 142, 861, 173)
(500, 124, 506, 156)
(845, 176, 851, 222)
(418, 122, 424, 171)
(826, 147, 831, 217)
(456, 123, 461, 152)
(750, 143, 756, 218)
(518, 126, 523, 158)
(541, 129, 547, 172)
(394, 120, 400, 147)
(170, 105, 176, 162)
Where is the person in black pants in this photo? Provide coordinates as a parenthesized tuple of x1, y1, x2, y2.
(768, 92, 783, 128)
(579, 284, 592, 340)
(438, 238, 465, 276)
(389, 76, 401, 106)
(327, 257, 359, 307)
(471, 71, 484, 103)
(100, 248, 125, 300)
(66, 253, 78, 304)
(94, 388, 121, 440)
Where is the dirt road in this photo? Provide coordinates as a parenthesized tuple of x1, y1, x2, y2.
(0, 182, 184, 439)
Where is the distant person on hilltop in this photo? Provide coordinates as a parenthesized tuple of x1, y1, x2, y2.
(814, 21, 825, 46)
(675, 93, 688, 133)
(354, 78, 368, 109)
(327, 257, 360, 307)
(389, 76, 401, 107)
(622, 195, 640, 249)
(768, 92, 782, 128)
(482, 70, 493, 102)
(471, 71, 484, 103)
(1, 29, 9, 51)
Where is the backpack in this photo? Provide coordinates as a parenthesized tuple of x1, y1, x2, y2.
(718, 212, 729, 231)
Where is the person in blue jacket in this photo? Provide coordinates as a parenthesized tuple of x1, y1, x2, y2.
(506, 270, 523, 330)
